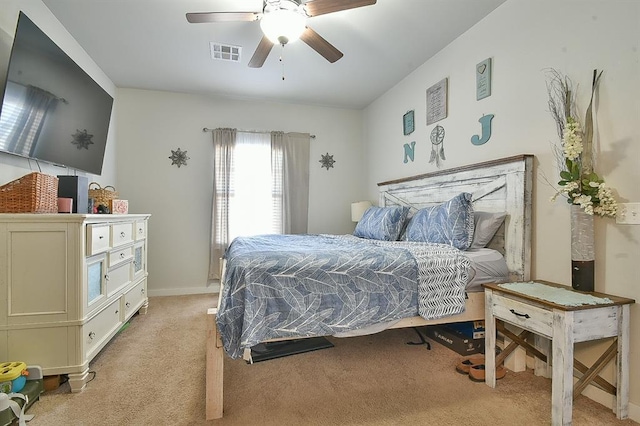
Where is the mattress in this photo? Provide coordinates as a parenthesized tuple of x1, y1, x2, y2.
(464, 248, 510, 292)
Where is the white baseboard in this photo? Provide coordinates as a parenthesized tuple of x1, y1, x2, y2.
(581, 384, 640, 422)
(148, 281, 220, 297)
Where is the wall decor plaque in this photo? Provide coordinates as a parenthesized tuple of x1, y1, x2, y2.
(476, 58, 492, 100)
(426, 78, 448, 125)
(403, 110, 415, 135)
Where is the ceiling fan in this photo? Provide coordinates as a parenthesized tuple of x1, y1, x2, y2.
(186, 0, 377, 68)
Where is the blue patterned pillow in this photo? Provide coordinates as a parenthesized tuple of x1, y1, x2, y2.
(353, 206, 409, 241)
(404, 193, 475, 250)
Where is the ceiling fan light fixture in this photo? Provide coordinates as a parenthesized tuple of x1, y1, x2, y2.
(260, 9, 306, 45)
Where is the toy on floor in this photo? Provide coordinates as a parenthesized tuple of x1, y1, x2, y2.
(0, 362, 28, 394)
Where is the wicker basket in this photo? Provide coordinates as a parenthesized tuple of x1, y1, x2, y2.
(0, 172, 59, 213)
(88, 182, 119, 207)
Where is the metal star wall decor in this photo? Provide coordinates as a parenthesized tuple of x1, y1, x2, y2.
(71, 129, 94, 149)
(169, 147, 190, 168)
(319, 152, 335, 170)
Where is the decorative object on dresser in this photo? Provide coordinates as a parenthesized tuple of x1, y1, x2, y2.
(0, 214, 150, 393)
(546, 69, 618, 292)
(88, 182, 119, 212)
(483, 280, 635, 425)
(0, 173, 58, 214)
(109, 199, 129, 215)
(57, 175, 89, 214)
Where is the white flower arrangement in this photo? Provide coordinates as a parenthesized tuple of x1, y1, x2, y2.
(546, 69, 618, 217)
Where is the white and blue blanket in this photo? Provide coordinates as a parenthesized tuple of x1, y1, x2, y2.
(217, 234, 470, 359)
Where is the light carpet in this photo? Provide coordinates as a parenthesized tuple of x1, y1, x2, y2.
(26, 294, 638, 425)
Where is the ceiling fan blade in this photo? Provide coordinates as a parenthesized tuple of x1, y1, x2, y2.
(300, 27, 343, 63)
(248, 36, 275, 68)
(304, 0, 376, 17)
(185, 12, 259, 23)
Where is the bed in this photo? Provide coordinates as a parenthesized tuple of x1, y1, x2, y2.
(206, 154, 533, 419)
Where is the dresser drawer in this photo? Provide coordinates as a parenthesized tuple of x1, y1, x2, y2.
(491, 294, 553, 338)
(106, 261, 132, 297)
(84, 299, 122, 360)
(87, 225, 110, 255)
(109, 246, 133, 268)
(123, 279, 147, 318)
(111, 222, 133, 248)
(134, 220, 147, 241)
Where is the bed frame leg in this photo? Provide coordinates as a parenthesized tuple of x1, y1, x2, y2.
(206, 308, 224, 420)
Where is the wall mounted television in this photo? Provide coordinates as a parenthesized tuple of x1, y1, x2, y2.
(0, 11, 114, 175)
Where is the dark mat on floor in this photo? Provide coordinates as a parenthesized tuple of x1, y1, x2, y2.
(249, 337, 334, 363)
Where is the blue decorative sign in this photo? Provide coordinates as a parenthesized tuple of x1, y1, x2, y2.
(471, 114, 494, 145)
(403, 141, 416, 163)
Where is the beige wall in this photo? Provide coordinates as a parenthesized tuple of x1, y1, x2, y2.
(363, 0, 640, 418)
(114, 88, 364, 296)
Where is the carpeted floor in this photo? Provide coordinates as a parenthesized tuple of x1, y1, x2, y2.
(26, 294, 638, 425)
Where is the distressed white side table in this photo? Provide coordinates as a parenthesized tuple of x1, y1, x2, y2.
(483, 280, 635, 426)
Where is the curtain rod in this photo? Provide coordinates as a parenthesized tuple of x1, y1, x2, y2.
(202, 127, 315, 138)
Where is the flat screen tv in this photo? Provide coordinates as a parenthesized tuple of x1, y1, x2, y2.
(0, 12, 114, 175)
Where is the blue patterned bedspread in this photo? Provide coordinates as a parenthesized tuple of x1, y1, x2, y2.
(217, 234, 470, 359)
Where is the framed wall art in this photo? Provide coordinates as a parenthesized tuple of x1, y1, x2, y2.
(403, 110, 415, 135)
(426, 78, 448, 125)
(476, 58, 492, 100)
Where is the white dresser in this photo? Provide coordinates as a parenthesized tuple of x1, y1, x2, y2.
(0, 213, 150, 392)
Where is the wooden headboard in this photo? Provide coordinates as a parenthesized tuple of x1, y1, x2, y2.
(378, 154, 533, 282)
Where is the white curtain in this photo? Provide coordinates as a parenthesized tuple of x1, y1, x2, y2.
(209, 129, 311, 280)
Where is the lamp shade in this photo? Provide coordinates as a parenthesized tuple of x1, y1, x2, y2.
(351, 201, 372, 222)
(260, 9, 306, 45)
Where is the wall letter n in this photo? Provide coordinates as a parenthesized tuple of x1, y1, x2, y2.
(403, 141, 416, 163)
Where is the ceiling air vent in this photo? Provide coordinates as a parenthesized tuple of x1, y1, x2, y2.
(210, 42, 241, 62)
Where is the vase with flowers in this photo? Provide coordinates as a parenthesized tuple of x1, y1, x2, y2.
(546, 69, 618, 292)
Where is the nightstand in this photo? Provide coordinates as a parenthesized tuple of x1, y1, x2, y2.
(483, 280, 635, 426)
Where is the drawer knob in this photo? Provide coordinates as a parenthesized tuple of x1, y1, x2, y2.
(105, 274, 110, 281)
(89, 331, 95, 340)
(99, 235, 104, 239)
(120, 253, 125, 259)
(115, 309, 119, 314)
(141, 288, 145, 294)
(138, 228, 143, 234)
(126, 302, 131, 308)
(120, 231, 126, 238)
(509, 309, 530, 319)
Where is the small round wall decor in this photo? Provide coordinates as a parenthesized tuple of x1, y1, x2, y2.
(429, 125, 446, 167)
(319, 152, 335, 170)
(169, 147, 190, 168)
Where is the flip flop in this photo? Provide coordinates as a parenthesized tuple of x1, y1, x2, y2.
(468, 364, 506, 382)
(455, 354, 485, 374)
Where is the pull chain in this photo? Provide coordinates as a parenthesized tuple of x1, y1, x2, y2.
(279, 43, 285, 80)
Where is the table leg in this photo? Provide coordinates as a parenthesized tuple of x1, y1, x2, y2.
(616, 304, 630, 419)
(552, 310, 574, 426)
(484, 289, 496, 388)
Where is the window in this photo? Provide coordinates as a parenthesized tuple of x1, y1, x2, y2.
(210, 128, 310, 279)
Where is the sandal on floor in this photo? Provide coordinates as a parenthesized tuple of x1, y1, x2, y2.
(455, 354, 485, 374)
(468, 364, 506, 382)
